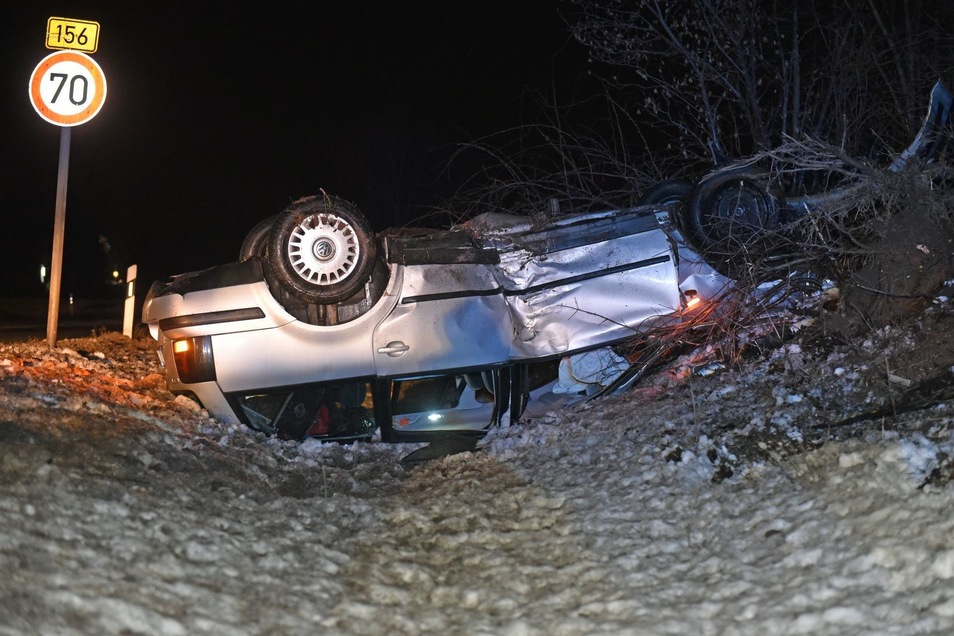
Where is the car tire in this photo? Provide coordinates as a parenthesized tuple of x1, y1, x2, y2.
(239, 215, 276, 261)
(266, 195, 377, 304)
(687, 172, 781, 255)
(640, 179, 694, 232)
(639, 180, 693, 207)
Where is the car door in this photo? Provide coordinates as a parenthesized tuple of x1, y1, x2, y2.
(372, 262, 513, 378)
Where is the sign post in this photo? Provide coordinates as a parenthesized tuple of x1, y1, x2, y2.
(29, 41, 107, 346)
(47, 129, 71, 347)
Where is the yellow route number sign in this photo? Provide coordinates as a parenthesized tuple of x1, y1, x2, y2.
(46, 17, 100, 54)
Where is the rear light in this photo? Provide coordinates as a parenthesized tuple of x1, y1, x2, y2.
(172, 336, 216, 383)
(683, 289, 702, 311)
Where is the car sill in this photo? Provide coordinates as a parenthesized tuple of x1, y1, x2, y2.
(399, 254, 672, 305)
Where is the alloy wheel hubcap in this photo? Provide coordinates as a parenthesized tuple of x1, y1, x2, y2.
(287, 212, 360, 285)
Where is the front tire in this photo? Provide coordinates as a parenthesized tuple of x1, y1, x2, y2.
(239, 215, 276, 261)
(266, 195, 377, 304)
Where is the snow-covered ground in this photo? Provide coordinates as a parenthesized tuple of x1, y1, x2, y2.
(1, 309, 954, 635)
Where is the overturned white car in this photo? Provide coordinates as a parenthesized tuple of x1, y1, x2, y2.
(143, 196, 727, 443)
(142, 80, 952, 445)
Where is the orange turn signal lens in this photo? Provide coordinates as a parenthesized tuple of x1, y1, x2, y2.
(172, 336, 216, 384)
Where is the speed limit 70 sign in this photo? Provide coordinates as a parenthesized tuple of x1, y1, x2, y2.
(29, 50, 107, 127)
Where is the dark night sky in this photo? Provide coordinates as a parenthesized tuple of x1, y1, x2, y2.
(2, 2, 583, 298)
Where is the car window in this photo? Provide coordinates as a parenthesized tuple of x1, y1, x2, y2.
(234, 380, 376, 440)
(390, 373, 496, 433)
(391, 376, 467, 414)
(526, 359, 560, 391)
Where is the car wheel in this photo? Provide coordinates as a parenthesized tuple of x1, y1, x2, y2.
(639, 180, 693, 206)
(239, 215, 276, 261)
(640, 179, 694, 232)
(687, 173, 781, 255)
(267, 195, 377, 304)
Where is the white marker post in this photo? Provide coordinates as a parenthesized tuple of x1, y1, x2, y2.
(123, 264, 137, 338)
(28, 42, 107, 346)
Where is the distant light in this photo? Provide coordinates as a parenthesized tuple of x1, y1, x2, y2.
(69, 294, 74, 305)
(40, 265, 46, 284)
(112, 270, 120, 280)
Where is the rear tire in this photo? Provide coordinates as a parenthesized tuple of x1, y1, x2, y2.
(688, 173, 781, 254)
(640, 180, 693, 207)
(640, 179, 694, 232)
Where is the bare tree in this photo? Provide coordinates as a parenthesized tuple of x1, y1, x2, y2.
(568, 0, 954, 173)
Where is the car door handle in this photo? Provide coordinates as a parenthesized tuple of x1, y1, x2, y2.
(377, 341, 410, 357)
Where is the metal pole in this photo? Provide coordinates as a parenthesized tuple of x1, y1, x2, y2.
(46, 126, 71, 347)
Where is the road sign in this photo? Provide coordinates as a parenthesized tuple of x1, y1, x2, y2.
(29, 50, 107, 127)
(46, 17, 100, 53)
